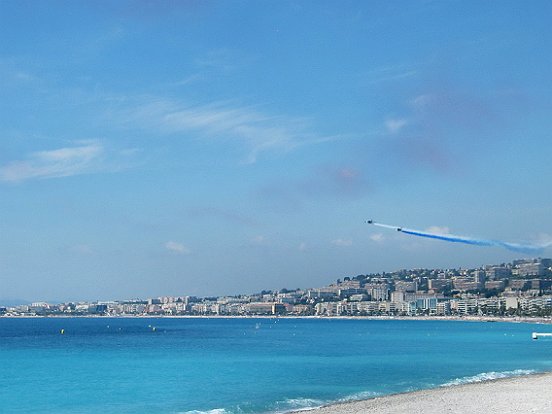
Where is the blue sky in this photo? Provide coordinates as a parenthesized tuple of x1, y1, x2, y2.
(1, 0, 551, 302)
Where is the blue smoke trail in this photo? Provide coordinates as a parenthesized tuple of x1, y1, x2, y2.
(400, 229, 542, 254)
(369, 222, 550, 254)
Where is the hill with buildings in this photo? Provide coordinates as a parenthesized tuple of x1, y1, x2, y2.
(2, 258, 552, 318)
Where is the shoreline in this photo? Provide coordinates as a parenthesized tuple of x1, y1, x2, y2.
(1, 314, 551, 324)
(298, 371, 552, 414)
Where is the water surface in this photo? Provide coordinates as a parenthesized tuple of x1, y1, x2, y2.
(0, 318, 550, 413)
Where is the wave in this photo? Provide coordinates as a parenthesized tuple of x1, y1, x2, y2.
(441, 369, 536, 387)
(269, 390, 381, 413)
(179, 372, 536, 414)
(272, 397, 326, 412)
(179, 398, 327, 414)
(338, 390, 380, 402)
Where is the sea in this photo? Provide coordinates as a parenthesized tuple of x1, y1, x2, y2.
(0, 317, 551, 414)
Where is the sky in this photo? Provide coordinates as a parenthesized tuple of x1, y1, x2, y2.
(1, 0, 551, 302)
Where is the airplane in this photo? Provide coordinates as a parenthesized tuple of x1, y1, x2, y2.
(366, 220, 402, 231)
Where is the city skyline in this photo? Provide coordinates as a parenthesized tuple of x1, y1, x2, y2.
(3, 256, 550, 317)
(1, 1, 551, 302)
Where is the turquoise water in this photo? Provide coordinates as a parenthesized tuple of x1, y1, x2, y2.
(0, 318, 551, 413)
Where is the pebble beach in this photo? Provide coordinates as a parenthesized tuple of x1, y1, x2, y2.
(304, 372, 552, 414)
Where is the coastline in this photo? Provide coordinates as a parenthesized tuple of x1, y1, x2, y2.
(299, 371, 552, 414)
(2, 314, 551, 324)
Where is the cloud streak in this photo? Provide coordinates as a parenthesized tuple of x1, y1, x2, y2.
(362, 64, 419, 85)
(331, 238, 353, 247)
(385, 118, 408, 134)
(121, 99, 338, 163)
(165, 241, 191, 255)
(0, 142, 104, 183)
(369, 233, 384, 242)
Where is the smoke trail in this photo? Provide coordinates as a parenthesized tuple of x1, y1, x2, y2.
(370, 223, 397, 231)
(368, 221, 551, 254)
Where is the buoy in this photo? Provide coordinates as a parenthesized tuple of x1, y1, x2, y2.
(152, 327, 156, 332)
(60, 329, 65, 335)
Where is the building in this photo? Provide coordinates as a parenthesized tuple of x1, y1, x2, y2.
(395, 281, 417, 292)
(453, 278, 480, 292)
(512, 259, 548, 277)
(365, 283, 390, 301)
(473, 270, 486, 288)
(485, 266, 511, 280)
(485, 280, 505, 291)
(428, 279, 452, 292)
(509, 280, 530, 290)
(246, 302, 286, 315)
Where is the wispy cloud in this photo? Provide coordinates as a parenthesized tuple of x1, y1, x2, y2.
(536, 233, 552, 245)
(425, 226, 450, 234)
(0, 142, 104, 183)
(369, 233, 384, 242)
(120, 99, 339, 163)
(362, 64, 419, 85)
(331, 238, 353, 247)
(165, 241, 191, 255)
(172, 73, 204, 87)
(385, 118, 408, 134)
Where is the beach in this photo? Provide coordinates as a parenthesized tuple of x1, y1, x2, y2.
(305, 372, 552, 414)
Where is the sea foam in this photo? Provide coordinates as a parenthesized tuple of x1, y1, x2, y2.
(338, 390, 380, 402)
(441, 369, 536, 387)
(272, 397, 326, 412)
